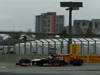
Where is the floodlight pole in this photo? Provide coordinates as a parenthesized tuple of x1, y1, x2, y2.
(67, 7, 72, 54)
(60, 2, 83, 54)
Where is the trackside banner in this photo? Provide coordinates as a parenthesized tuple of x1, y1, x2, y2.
(78, 55, 100, 63)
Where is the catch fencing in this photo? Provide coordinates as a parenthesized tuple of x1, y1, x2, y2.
(0, 38, 100, 56)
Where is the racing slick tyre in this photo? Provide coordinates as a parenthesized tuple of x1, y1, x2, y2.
(36, 61, 44, 66)
(17, 59, 31, 66)
(70, 59, 83, 66)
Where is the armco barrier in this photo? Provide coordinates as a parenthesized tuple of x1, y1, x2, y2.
(77, 54, 100, 63)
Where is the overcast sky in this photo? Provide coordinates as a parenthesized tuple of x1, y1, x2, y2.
(0, 0, 99, 31)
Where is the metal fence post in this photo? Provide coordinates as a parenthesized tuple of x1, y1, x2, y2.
(91, 38, 97, 54)
(39, 40, 44, 55)
(51, 39, 57, 54)
(85, 39, 89, 54)
(35, 41, 38, 54)
(30, 41, 32, 55)
(46, 40, 50, 55)
(63, 38, 69, 53)
(58, 39, 63, 54)
(79, 39, 83, 54)
(18, 40, 20, 56)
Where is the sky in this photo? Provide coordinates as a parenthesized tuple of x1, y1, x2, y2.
(0, 0, 99, 32)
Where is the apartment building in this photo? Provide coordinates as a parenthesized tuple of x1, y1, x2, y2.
(35, 12, 64, 38)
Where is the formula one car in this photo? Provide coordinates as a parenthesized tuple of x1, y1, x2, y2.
(16, 54, 83, 67)
(32, 58, 65, 66)
(31, 54, 83, 66)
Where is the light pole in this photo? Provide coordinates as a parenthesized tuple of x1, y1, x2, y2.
(60, 2, 83, 54)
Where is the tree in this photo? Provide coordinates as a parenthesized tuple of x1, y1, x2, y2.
(60, 29, 68, 38)
(9, 33, 21, 40)
(5, 31, 22, 40)
(0, 35, 3, 40)
(85, 27, 95, 37)
(25, 29, 34, 40)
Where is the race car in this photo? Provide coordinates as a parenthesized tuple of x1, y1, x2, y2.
(32, 56, 66, 66)
(31, 54, 83, 66)
(16, 54, 83, 67)
(32, 54, 83, 66)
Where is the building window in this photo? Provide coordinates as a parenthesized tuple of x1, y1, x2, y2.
(95, 22, 98, 28)
(76, 22, 80, 28)
(47, 29, 49, 32)
(89, 22, 92, 28)
(82, 22, 86, 26)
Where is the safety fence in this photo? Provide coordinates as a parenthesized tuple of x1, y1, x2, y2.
(0, 38, 100, 56)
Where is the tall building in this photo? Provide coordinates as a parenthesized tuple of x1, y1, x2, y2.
(35, 12, 64, 38)
(73, 20, 91, 34)
(73, 19, 100, 35)
(56, 15, 64, 33)
(91, 19, 100, 34)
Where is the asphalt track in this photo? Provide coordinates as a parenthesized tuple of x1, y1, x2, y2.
(0, 63, 100, 75)
(1, 71, 100, 75)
